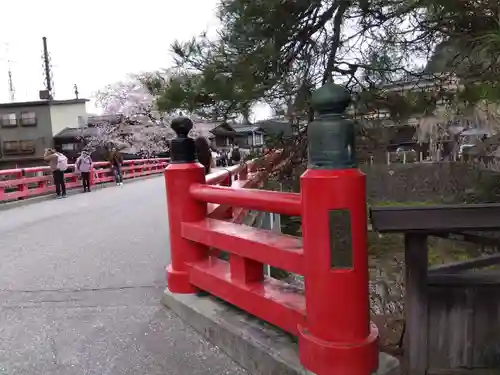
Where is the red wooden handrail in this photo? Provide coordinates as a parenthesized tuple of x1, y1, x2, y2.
(164, 148, 378, 375)
(205, 164, 245, 185)
(190, 184, 301, 216)
(0, 158, 169, 202)
(206, 169, 231, 185)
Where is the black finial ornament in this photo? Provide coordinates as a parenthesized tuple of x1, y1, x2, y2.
(307, 82, 357, 169)
(170, 116, 196, 163)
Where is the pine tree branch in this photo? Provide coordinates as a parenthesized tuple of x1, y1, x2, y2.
(322, 0, 351, 85)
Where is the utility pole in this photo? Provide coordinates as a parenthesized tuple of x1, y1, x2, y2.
(8, 70, 15, 102)
(4, 43, 15, 102)
(42, 36, 54, 99)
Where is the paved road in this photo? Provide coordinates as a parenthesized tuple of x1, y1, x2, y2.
(0, 177, 248, 375)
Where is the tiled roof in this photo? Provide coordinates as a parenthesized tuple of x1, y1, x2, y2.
(234, 126, 261, 133)
(54, 124, 176, 140)
(0, 98, 89, 109)
(87, 114, 124, 125)
(211, 122, 236, 134)
(54, 127, 99, 139)
(255, 119, 294, 136)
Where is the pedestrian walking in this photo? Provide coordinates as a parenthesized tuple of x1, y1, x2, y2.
(108, 147, 123, 185)
(227, 147, 234, 166)
(221, 151, 228, 167)
(211, 148, 218, 168)
(230, 145, 241, 165)
(75, 150, 93, 192)
(44, 148, 68, 199)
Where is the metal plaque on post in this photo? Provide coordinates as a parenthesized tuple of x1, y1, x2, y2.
(329, 209, 353, 269)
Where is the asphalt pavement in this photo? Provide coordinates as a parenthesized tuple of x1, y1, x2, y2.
(0, 177, 248, 375)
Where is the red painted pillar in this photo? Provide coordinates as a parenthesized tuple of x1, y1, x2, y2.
(238, 164, 248, 180)
(165, 116, 209, 294)
(221, 171, 232, 187)
(18, 169, 26, 198)
(247, 160, 256, 175)
(297, 82, 378, 375)
(218, 170, 233, 219)
(89, 167, 95, 187)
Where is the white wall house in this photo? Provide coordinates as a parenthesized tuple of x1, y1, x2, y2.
(49, 101, 88, 136)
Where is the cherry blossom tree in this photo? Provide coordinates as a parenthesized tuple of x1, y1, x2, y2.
(94, 73, 167, 119)
(81, 73, 177, 158)
(80, 120, 174, 159)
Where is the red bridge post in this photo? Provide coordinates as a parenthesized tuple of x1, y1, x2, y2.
(298, 82, 379, 375)
(164, 116, 208, 294)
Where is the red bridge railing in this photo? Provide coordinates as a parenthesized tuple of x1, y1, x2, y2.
(164, 115, 378, 375)
(0, 158, 169, 202)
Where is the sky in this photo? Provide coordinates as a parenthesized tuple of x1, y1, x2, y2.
(0, 0, 277, 119)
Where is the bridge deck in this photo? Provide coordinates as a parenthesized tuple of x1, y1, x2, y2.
(0, 177, 247, 375)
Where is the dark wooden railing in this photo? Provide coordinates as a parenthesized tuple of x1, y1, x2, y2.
(371, 204, 500, 375)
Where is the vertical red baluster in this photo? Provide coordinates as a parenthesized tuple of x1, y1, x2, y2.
(238, 164, 248, 180)
(220, 171, 232, 219)
(229, 256, 263, 284)
(18, 169, 26, 199)
(297, 82, 378, 375)
(165, 116, 209, 294)
(90, 166, 95, 188)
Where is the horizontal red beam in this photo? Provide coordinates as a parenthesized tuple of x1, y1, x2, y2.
(188, 258, 305, 335)
(206, 169, 231, 185)
(206, 164, 244, 185)
(190, 184, 301, 216)
(182, 218, 304, 274)
(207, 171, 265, 220)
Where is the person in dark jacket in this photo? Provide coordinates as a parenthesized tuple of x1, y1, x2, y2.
(230, 145, 241, 165)
(108, 147, 124, 185)
(194, 136, 213, 174)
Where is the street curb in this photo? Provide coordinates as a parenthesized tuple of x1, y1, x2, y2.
(0, 173, 164, 212)
(162, 289, 401, 375)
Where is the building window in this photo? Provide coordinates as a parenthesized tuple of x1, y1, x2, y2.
(20, 112, 37, 126)
(254, 132, 264, 145)
(61, 143, 77, 151)
(19, 140, 36, 154)
(2, 140, 36, 155)
(3, 141, 19, 154)
(0, 113, 17, 127)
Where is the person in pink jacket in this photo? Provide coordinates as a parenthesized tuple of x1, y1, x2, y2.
(75, 150, 93, 192)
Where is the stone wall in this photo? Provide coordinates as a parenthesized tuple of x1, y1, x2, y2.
(361, 162, 500, 203)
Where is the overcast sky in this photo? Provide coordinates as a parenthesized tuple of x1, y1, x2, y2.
(0, 0, 267, 117)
